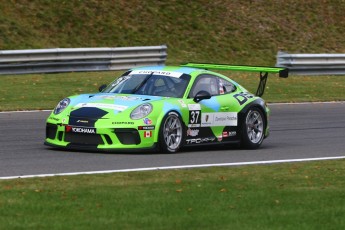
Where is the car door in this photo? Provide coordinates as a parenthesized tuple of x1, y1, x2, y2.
(185, 74, 239, 145)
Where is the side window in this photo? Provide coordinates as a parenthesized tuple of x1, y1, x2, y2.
(189, 75, 236, 98)
(189, 75, 219, 98)
(219, 78, 236, 94)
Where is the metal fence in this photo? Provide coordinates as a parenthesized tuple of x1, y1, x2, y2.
(276, 51, 345, 75)
(2, 48, 343, 76)
(0, 45, 167, 75)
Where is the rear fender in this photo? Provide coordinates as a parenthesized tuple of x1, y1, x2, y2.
(237, 99, 268, 135)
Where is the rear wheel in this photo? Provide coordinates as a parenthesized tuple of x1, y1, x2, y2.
(241, 107, 265, 149)
(159, 111, 184, 153)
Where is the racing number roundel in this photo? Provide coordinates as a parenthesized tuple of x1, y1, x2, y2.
(189, 110, 201, 125)
(188, 104, 201, 127)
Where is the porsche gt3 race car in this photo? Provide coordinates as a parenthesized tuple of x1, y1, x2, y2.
(45, 63, 288, 153)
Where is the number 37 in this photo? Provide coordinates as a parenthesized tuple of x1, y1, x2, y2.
(189, 110, 200, 124)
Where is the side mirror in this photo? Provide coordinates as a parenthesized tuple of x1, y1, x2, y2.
(99, 84, 107, 92)
(193, 90, 211, 103)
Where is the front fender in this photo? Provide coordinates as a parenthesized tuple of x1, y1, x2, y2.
(152, 101, 185, 142)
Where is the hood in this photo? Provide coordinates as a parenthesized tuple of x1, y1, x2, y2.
(68, 93, 163, 119)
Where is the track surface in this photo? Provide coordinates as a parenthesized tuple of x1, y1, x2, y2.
(1, 102, 344, 178)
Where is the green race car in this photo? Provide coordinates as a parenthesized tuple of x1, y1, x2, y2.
(45, 63, 288, 153)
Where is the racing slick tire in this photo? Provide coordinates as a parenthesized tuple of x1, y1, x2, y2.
(241, 107, 266, 149)
(159, 111, 184, 153)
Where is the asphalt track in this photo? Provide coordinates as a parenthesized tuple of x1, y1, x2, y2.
(0, 102, 345, 178)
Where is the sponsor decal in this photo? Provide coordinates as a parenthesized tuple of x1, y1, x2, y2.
(65, 126, 96, 134)
(178, 100, 187, 108)
(221, 131, 237, 138)
(65, 126, 72, 132)
(144, 131, 152, 138)
(116, 96, 142, 101)
(96, 95, 142, 101)
(205, 114, 209, 122)
(217, 136, 223, 142)
(186, 137, 216, 144)
(188, 123, 201, 128)
(201, 112, 237, 127)
(75, 103, 128, 111)
(229, 131, 237, 137)
(187, 128, 199, 137)
(76, 119, 89, 124)
(188, 104, 201, 110)
(112, 121, 135, 125)
(233, 92, 255, 105)
(95, 95, 117, 100)
(143, 118, 152, 125)
(138, 126, 155, 130)
(130, 70, 183, 78)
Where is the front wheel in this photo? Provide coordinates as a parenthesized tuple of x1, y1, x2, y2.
(159, 111, 184, 153)
(241, 107, 266, 149)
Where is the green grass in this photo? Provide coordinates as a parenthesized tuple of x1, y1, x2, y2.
(1, 72, 344, 111)
(1, 1, 345, 65)
(0, 72, 115, 111)
(1, 160, 345, 229)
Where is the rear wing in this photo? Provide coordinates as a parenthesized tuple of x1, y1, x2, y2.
(180, 63, 288, 97)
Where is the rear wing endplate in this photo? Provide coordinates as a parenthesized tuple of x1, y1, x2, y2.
(180, 63, 289, 97)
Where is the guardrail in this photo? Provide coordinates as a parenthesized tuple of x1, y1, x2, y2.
(0, 45, 167, 75)
(276, 51, 345, 75)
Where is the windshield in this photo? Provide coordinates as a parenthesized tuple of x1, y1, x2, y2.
(102, 71, 191, 98)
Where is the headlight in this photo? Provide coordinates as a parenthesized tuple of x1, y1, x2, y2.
(53, 98, 70, 115)
(130, 103, 153, 120)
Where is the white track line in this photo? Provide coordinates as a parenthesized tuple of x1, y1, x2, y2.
(1, 156, 345, 180)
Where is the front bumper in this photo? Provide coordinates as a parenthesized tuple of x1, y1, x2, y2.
(45, 123, 157, 152)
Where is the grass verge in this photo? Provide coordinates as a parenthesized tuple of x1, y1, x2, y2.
(1, 160, 345, 229)
(1, 72, 345, 111)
